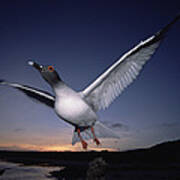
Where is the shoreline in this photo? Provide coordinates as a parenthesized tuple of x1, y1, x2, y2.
(0, 140, 179, 179)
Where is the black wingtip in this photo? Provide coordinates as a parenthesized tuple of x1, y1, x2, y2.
(174, 13, 180, 21)
(156, 14, 180, 38)
(169, 13, 180, 27)
(0, 79, 5, 83)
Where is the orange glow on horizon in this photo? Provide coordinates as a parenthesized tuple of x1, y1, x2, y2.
(0, 143, 118, 152)
(44, 145, 117, 152)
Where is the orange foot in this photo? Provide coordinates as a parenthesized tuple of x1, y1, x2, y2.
(81, 140, 88, 149)
(94, 138, 101, 146)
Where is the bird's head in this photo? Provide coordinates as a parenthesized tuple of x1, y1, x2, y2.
(28, 60, 62, 86)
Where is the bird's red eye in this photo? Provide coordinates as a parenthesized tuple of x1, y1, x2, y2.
(48, 66, 54, 72)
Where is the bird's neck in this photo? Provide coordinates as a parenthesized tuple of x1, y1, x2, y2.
(53, 82, 74, 97)
(50, 79, 64, 89)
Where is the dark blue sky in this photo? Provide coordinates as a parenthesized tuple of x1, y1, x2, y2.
(0, 0, 180, 151)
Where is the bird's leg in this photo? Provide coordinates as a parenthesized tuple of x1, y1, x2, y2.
(77, 128, 88, 149)
(91, 127, 100, 145)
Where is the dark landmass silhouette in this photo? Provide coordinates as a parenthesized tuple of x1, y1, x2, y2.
(0, 168, 11, 176)
(0, 139, 180, 179)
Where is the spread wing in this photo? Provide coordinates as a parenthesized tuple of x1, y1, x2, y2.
(81, 15, 180, 111)
(0, 80, 55, 108)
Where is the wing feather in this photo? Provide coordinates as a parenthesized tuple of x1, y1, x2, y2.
(0, 80, 55, 108)
(81, 15, 180, 111)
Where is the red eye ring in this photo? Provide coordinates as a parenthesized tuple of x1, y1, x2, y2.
(48, 66, 54, 72)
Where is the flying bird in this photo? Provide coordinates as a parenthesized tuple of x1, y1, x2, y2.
(0, 15, 179, 149)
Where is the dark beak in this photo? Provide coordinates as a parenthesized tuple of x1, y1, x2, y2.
(28, 60, 42, 71)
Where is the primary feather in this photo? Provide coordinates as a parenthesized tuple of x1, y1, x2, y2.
(0, 80, 55, 108)
(81, 15, 180, 111)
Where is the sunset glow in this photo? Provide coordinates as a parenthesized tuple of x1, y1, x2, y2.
(0, 142, 117, 152)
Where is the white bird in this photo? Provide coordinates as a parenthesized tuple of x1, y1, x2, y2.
(0, 15, 179, 149)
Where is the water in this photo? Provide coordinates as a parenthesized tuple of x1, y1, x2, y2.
(0, 161, 62, 180)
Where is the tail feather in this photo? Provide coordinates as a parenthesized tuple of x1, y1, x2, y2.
(72, 121, 120, 145)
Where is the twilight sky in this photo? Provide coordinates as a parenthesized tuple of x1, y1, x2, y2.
(0, 0, 180, 151)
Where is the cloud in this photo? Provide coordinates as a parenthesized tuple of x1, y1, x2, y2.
(0, 145, 26, 151)
(13, 128, 25, 133)
(161, 122, 180, 128)
(111, 123, 124, 128)
(104, 122, 129, 131)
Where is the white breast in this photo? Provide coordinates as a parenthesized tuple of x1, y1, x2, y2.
(54, 85, 97, 127)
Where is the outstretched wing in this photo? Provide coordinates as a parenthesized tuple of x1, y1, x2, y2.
(81, 15, 180, 111)
(0, 80, 55, 108)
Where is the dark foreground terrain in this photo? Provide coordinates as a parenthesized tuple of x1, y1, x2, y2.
(0, 139, 180, 180)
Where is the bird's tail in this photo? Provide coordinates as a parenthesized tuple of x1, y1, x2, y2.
(72, 121, 120, 145)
